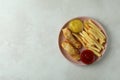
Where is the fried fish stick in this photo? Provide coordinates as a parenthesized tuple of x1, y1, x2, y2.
(61, 41, 80, 60)
(62, 28, 82, 49)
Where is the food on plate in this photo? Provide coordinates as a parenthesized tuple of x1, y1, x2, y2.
(62, 28, 82, 49)
(72, 19, 106, 57)
(80, 19, 106, 57)
(80, 50, 97, 64)
(87, 48, 101, 57)
(59, 17, 107, 65)
(72, 33, 86, 47)
(68, 19, 83, 33)
(61, 41, 80, 60)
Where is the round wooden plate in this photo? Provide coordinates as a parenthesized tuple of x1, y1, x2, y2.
(58, 17, 108, 65)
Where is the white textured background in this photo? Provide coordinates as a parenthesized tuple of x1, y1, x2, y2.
(0, 0, 119, 80)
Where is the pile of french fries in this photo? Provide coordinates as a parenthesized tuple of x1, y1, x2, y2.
(73, 19, 106, 57)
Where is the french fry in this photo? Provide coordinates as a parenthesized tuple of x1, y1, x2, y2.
(83, 20, 90, 29)
(87, 45, 101, 52)
(82, 31, 94, 42)
(86, 40, 101, 51)
(89, 30, 105, 44)
(90, 28, 101, 38)
(88, 48, 101, 57)
(100, 39, 105, 45)
(88, 19, 101, 31)
(80, 32, 92, 43)
(87, 29, 99, 40)
(88, 20, 106, 44)
(83, 27, 88, 32)
(80, 32, 95, 46)
(94, 29, 105, 39)
(81, 30, 104, 50)
(89, 34, 96, 41)
(86, 19, 106, 41)
(94, 40, 104, 50)
(89, 24, 105, 39)
(72, 33, 86, 47)
(88, 20, 105, 39)
(81, 37, 88, 45)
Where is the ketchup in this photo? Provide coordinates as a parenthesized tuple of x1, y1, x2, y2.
(80, 50, 98, 64)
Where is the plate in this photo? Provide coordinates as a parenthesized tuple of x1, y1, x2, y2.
(58, 17, 108, 65)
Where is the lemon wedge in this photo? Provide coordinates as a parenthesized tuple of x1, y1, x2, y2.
(68, 19, 83, 33)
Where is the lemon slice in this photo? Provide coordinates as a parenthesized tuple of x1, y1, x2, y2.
(68, 19, 83, 33)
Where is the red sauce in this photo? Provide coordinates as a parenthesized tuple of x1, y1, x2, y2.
(80, 50, 98, 64)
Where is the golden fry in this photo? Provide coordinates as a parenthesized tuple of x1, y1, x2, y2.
(100, 39, 105, 44)
(88, 48, 101, 57)
(88, 19, 105, 38)
(89, 24, 105, 39)
(82, 31, 102, 52)
(83, 20, 90, 29)
(89, 34, 97, 41)
(83, 27, 88, 32)
(81, 37, 88, 45)
(87, 45, 101, 52)
(89, 31, 105, 49)
(88, 19, 100, 31)
(96, 41, 104, 49)
(84, 31, 102, 50)
(88, 29, 99, 40)
(80, 32, 94, 45)
(82, 31, 93, 42)
(72, 33, 86, 47)
(79, 32, 89, 44)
